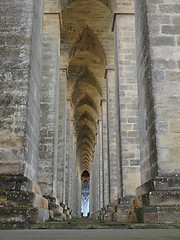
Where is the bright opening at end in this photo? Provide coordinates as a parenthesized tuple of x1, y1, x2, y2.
(81, 171, 90, 217)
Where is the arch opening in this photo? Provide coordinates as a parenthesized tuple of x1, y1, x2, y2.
(61, 0, 114, 216)
(81, 179, 90, 217)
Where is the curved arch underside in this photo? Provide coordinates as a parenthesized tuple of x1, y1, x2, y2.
(61, 0, 114, 174)
(60, 0, 114, 12)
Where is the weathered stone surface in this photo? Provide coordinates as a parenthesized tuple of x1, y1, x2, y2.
(0, 175, 49, 224)
(135, 206, 180, 223)
(0, 0, 180, 225)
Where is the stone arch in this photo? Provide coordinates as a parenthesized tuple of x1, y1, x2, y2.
(69, 26, 107, 65)
(75, 94, 98, 113)
(76, 119, 97, 136)
(74, 93, 99, 119)
(79, 143, 93, 155)
(60, 0, 114, 13)
(75, 112, 97, 132)
(60, 0, 115, 215)
(72, 86, 100, 107)
(76, 125, 95, 143)
(77, 137, 94, 151)
(72, 66, 102, 100)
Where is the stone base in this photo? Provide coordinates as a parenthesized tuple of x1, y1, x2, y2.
(44, 195, 63, 219)
(114, 197, 134, 223)
(49, 202, 72, 221)
(134, 175, 180, 223)
(90, 212, 99, 220)
(135, 206, 180, 223)
(0, 175, 49, 223)
(103, 205, 115, 221)
(99, 197, 134, 223)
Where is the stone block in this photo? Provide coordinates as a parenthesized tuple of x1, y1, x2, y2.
(152, 190, 180, 205)
(162, 25, 180, 35)
(166, 71, 180, 82)
(0, 162, 24, 175)
(0, 175, 49, 223)
(159, 4, 180, 14)
(177, 37, 180, 46)
(172, 16, 180, 24)
(151, 36, 175, 46)
(114, 212, 128, 222)
(153, 58, 176, 69)
(135, 206, 180, 223)
(0, 175, 32, 192)
(170, 121, 180, 133)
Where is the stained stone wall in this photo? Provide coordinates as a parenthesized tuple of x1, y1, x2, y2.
(135, 0, 158, 184)
(106, 69, 119, 203)
(1, 0, 180, 224)
(57, 69, 67, 203)
(0, 0, 44, 185)
(90, 136, 100, 215)
(65, 100, 71, 205)
(135, 0, 180, 184)
(113, 0, 140, 196)
(101, 98, 110, 207)
(147, 0, 180, 175)
(39, 35, 60, 197)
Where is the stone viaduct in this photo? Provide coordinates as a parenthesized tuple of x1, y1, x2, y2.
(0, 0, 180, 224)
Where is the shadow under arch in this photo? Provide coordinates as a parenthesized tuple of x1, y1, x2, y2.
(69, 25, 107, 66)
(60, 0, 114, 13)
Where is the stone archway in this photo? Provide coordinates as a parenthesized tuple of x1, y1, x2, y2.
(61, 0, 114, 215)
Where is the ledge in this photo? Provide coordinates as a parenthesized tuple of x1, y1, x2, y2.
(104, 65, 115, 79)
(112, 11, 135, 32)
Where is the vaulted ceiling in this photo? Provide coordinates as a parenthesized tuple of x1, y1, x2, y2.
(61, 0, 114, 174)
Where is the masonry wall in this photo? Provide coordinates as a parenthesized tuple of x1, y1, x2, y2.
(135, 0, 158, 184)
(0, 0, 44, 186)
(135, 0, 180, 184)
(39, 35, 60, 197)
(114, 12, 140, 196)
(147, 0, 180, 175)
(57, 69, 67, 203)
(106, 69, 119, 203)
(90, 136, 100, 216)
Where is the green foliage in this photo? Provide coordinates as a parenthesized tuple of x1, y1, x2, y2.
(45, 218, 53, 223)
(174, 221, 180, 229)
(164, 224, 170, 229)
(126, 224, 133, 229)
(97, 219, 105, 223)
(70, 216, 81, 222)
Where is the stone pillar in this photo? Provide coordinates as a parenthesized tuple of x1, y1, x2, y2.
(95, 132, 100, 213)
(98, 120, 104, 210)
(90, 135, 100, 218)
(136, 0, 180, 182)
(112, 10, 140, 197)
(0, 0, 43, 185)
(101, 99, 110, 207)
(38, 36, 60, 198)
(77, 165, 82, 217)
(44, 0, 61, 51)
(134, 0, 180, 223)
(65, 100, 71, 206)
(105, 67, 119, 204)
(0, 0, 49, 223)
(71, 132, 77, 213)
(68, 120, 74, 210)
(57, 68, 67, 204)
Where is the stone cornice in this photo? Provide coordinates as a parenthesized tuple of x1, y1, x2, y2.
(44, 12, 63, 31)
(111, 10, 135, 32)
(104, 65, 115, 79)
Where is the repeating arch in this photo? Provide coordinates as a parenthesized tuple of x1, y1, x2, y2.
(61, 0, 113, 12)
(69, 26, 107, 65)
